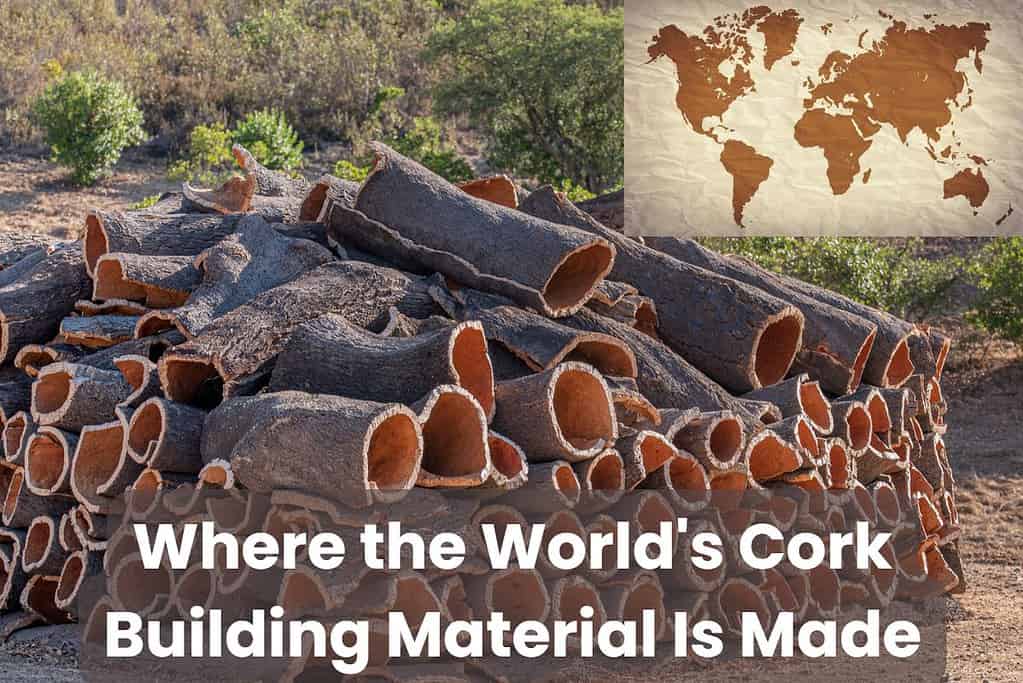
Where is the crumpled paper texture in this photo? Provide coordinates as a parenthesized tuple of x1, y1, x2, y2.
(626, 0, 1023, 236)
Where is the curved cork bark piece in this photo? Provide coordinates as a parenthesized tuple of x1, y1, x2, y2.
(513, 461, 580, 512)
(57, 510, 82, 553)
(14, 344, 85, 378)
(0, 232, 59, 269)
(126, 397, 205, 472)
(640, 451, 711, 512)
(3, 468, 74, 528)
(606, 376, 660, 428)
(820, 438, 853, 489)
(841, 386, 892, 434)
(645, 238, 879, 395)
(159, 261, 434, 408)
(55, 549, 102, 610)
(3, 411, 36, 466)
(75, 299, 149, 317)
(617, 429, 679, 490)
(0, 542, 28, 613)
(139, 216, 335, 340)
(182, 173, 256, 214)
(671, 410, 745, 474)
(21, 574, 72, 625)
(548, 575, 606, 629)
(31, 363, 132, 430)
(520, 187, 804, 392)
(299, 174, 360, 222)
(826, 400, 872, 452)
(464, 568, 550, 624)
(93, 253, 200, 309)
(767, 415, 821, 467)
(0, 243, 92, 365)
(411, 385, 492, 488)
(591, 279, 638, 307)
(83, 210, 246, 276)
(438, 283, 753, 420)
(232, 145, 310, 199)
(21, 515, 68, 575)
(907, 326, 951, 381)
(59, 314, 138, 348)
(746, 429, 801, 482)
(492, 362, 617, 463)
(435, 286, 636, 379)
(113, 354, 163, 419)
(479, 431, 528, 491)
(111, 551, 175, 617)
(350, 144, 615, 318)
(743, 373, 833, 434)
(572, 448, 625, 510)
(38, 331, 183, 379)
(69, 421, 125, 514)
(202, 391, 422, 507)
(600, 572, 666, 639)
(25, 427, 79, 496)
(588, 293, 659, 336)
(270, 315, 495, 421)
(457, 175, 519, 208)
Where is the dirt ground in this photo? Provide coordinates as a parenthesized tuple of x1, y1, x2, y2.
(0, 153, 1021, 680)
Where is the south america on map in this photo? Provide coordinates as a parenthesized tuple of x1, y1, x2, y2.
(625, 1, 1023, 236)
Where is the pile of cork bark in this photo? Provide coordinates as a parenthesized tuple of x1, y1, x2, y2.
(0, 144, 961, 676)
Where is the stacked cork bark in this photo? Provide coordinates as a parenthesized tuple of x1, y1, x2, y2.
(0, 144, 961, 677)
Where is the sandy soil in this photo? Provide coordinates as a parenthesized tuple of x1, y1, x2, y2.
(0, 153, 1021, 680)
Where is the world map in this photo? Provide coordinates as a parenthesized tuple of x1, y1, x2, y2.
(645, 6, 1002, 228)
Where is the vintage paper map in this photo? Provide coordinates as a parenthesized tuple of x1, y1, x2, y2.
(626, 1, 1023, 235)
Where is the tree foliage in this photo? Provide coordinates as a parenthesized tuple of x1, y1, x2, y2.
(427, 0, 623, 193)
(31, 69, 145, 185)
(968, 238, 1023, 342)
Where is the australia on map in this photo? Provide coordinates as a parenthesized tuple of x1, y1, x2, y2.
(625, 1, 1023, 236)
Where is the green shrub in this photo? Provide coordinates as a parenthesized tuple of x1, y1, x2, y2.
(427, 0, 623, 193)
(30, 70, 145, 185)
(167, 122, 234, 184)
(231, 109, 304, 171)
(129, 194, 162, 210)
(386, 117, 473, 183)
(702, 238, 961, 319)
(333, 159, 371, 183)
(968, 237, 1023, 342)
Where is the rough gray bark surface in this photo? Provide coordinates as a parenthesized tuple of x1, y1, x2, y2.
(591, 280, 637, 307)
(201, 391, 422, 507)
(351, 144, 615, 318)
(0, 377, 32, 424)
(431, 285, 636, 379)
(299, 174, 360, 222)
(149, 216, 334, 339)
(575, 189, 624, 231)
(159, 261, 434, 407)
(645, 237, 880, 395)
(0, 243, 92, 365)
(127, 398, 206, 472)
(379, 307, 455, 338)
(0, 232, 58, 270)
(93, 253, 200, 308)
(59, 315, 139, 348)
(520, 187, 803, 392)
(270, 315, 495, 419)
(75, 299, 149, 317)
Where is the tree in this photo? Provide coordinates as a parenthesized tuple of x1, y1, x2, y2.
(427, 0, 623, 193)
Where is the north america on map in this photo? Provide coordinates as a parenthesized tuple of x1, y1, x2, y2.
(644, 6, 1002, 229)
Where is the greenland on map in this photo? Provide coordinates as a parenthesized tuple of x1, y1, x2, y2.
(625, 1, 1023, 236)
